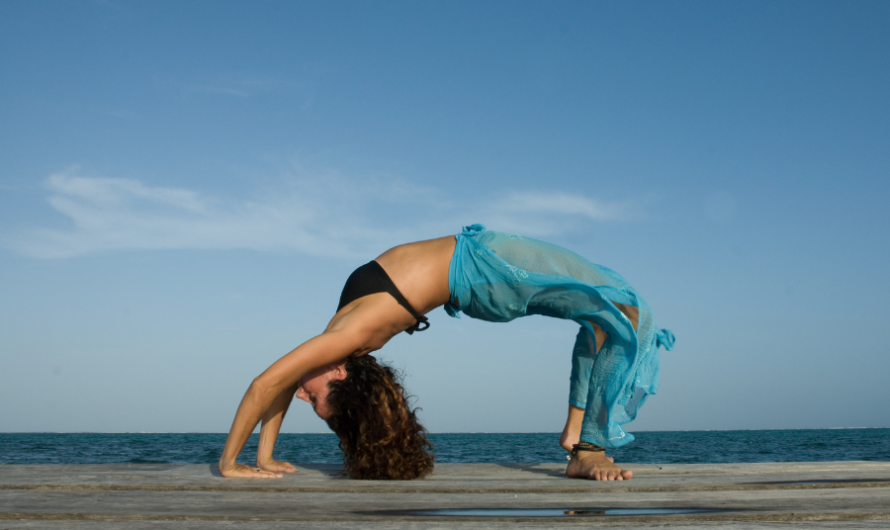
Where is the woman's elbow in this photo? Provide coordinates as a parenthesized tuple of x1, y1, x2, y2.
(248, 376, 278, 403)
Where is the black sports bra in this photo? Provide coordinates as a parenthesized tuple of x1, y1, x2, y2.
(337, 261, 430, 334)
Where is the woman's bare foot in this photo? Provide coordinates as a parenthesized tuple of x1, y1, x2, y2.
(257, 458, 297, 474)
(219, 462, 283, 479)
(565, 451, 633, 481)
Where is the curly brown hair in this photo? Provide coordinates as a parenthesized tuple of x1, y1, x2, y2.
(325, 355, 434, 480)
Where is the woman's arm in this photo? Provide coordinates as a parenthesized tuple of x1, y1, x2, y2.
(255, 382, 299, 473)
(218, 329, 364, 478)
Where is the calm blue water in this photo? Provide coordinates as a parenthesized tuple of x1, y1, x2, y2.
(0, 429, 887, 466)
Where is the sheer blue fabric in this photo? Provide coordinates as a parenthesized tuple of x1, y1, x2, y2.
(446, 224, 675, 448)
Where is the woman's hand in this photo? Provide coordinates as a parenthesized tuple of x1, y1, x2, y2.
(257, 458, 297, 474)
(219, 462, 283, 479)
(220, 331, 365, 478)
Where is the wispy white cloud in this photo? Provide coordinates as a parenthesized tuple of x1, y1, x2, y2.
(481, 191, 630, 237)
(3, 167, 633, 259)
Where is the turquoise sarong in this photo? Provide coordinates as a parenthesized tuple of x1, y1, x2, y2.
(446, 224, 675, 448)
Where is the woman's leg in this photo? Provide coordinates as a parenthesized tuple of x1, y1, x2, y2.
(561, 325, 596, 451)
(562, 322, 633, 480)
(560, 404, 586, 452)
(561, 322, 610, 450)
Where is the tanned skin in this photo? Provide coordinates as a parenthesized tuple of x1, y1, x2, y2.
(559, 302, 639, 480)
(219, 234, 635, 480)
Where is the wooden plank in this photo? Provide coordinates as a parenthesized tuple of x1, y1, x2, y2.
(1, 462, 889, 528)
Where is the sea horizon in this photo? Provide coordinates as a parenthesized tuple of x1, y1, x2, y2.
(3, 426, 886, 434)
(2, 429, 888, 466)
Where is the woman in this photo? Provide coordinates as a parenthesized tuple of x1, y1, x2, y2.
(219, 225, 674, 481)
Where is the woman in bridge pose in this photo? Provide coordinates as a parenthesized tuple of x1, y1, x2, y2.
(219, 225, 674, 481)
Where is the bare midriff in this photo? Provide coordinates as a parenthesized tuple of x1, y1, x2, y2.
(374, 235, 457, 315)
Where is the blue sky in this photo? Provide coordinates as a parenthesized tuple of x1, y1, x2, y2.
(1, 0, 888, 434)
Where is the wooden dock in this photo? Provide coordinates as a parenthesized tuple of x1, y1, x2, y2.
(2, 461, 889, 528)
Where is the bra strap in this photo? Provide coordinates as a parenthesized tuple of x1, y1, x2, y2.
(369, 261, 430, 334)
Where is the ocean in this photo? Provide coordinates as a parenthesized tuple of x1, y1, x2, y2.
(1, 429, 888, 466)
